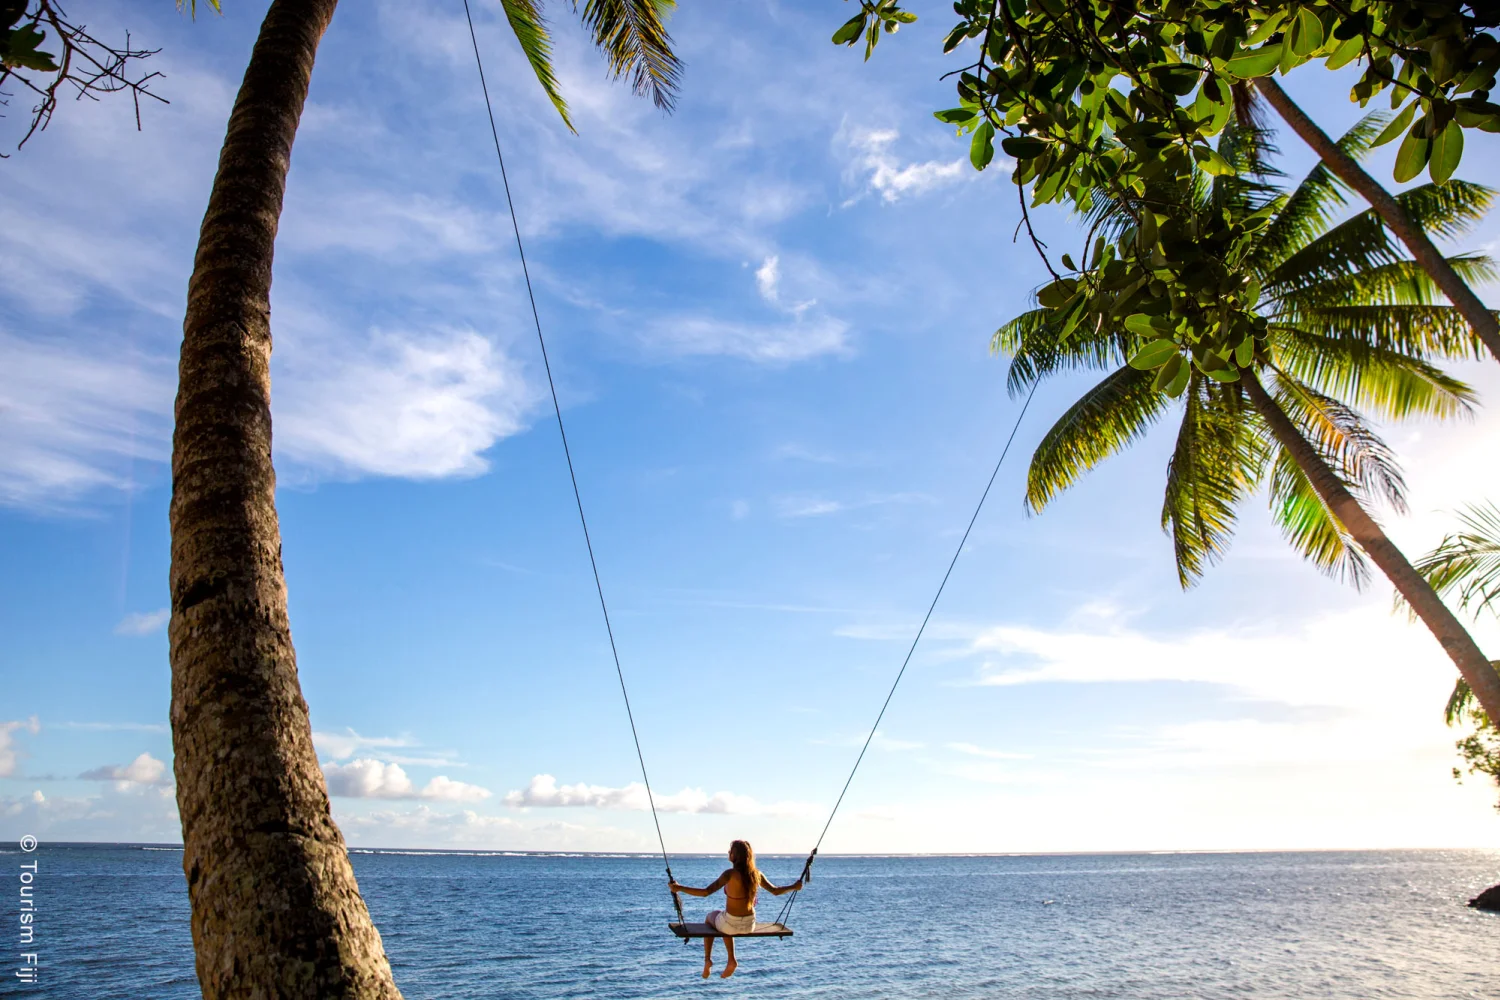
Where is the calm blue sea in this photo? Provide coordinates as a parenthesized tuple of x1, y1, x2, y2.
(11, 843, 1500, 998)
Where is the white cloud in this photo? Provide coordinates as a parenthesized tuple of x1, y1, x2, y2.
(321, 758, 491, 802)
(0, 718, 39, 777)
(755, 255, 780, 302)
(644, 315, 850, 364)
(80, 752, 171, 789)
(842, 127, 977, 204)
(503, 774, 815, 818)
(115, 609, 169, 636)
(276, 329, 535, 479)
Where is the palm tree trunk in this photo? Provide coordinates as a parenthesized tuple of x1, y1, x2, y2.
(1253, 77, 1500, 364)
(1240, 369, 1500, 724)
(170, 1, 401, 997)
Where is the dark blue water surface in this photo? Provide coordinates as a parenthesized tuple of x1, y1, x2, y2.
(12, 843, 1500, 998)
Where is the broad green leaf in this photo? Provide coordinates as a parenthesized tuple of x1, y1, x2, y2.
(1126, 312, 1174, 337)
(1225, 43, 1283, 79)
(1136, 211, 1159, 252)
(1195, 146, 1235, 175)
(831, 14, 865, 45)
(1429, 120, 1464, 183)
(1291, 8, 1324, 57)
(1036, 277, 1077, 309)
(1326, 34, 1362, 71)
(933, 107, 975, 125)
(1001, 135, 1047, 159)
(1393, 129, 1432, 183)
(1152, 352, 1186, 390)
(1162, 357, 1191, 397)
(1234, 337, 1254, 367)
(970, 120, 995, 170)
(1371, 102, 1415, 147)
(1129, 339, 1180, 370)
(1244, 10, 1288, 46)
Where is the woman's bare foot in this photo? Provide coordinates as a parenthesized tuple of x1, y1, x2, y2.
(701, 960, 713, 979)
(720, 959, 737, 979)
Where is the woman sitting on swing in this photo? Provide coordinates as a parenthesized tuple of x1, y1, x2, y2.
(668, 839, 804, 978)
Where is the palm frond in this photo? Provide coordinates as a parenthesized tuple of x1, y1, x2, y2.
(1025, 365, 1173, 512)
(1414, 502, 1500, 619)
(1276, 305, 1485, 360)
(1267, 447, 1371, 587)
(1251, 113, 1385, 273)
(997, 309, 1129, 396)
(578, 0, 681, 111)
(1272, 325, 1477, 420)
(1162, 376, 1268, 586)
(1265, 182, 1495, 295)
(1397, 180, 1495, 242)
(1278, 256, 1498, 309)
(501, 0, 573, 131)
(1271, 371, 1408, 514)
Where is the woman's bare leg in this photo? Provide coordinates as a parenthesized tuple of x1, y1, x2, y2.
(702, 935, 714, 978)
(721, 937, 737, 978)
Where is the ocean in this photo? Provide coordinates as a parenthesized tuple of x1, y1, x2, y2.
(15, 843, 1500, 998)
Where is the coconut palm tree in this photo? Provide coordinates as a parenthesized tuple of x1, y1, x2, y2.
(995, 117, 1500, 726)
(170, 3, 679, 998)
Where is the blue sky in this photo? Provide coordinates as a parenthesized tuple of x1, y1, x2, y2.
(3, 0, 1500, 855)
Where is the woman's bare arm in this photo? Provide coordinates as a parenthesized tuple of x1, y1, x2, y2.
(669, 870, 731, 898)
(758, 871, 805, 896)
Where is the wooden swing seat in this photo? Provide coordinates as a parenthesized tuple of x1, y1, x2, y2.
(669, 921, 793, 939)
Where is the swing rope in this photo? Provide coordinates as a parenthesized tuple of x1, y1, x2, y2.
(460, 0, 683, 928)
(462, 0, 1041, 938)
(771, 381, 1038, 931)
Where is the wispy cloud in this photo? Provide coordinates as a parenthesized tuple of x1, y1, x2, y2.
(946, 742, 1031, 760)
(115, 609, 169, 636)
(503, 774, 816, 818)
(643, 315, 850, 363)
(56, 722, 168, 733)
(312, 729, 458, 767)
(774, 491, 933, 519)
(321, 759, 491, 802)
(0, 335, 172, 510)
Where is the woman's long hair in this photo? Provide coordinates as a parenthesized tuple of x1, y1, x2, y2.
(729, 840, 760, 902)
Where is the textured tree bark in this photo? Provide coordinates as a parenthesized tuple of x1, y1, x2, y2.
(1240, 369, 1500, 725)
(169, 1, 402, 997)
(1254, 77, 1500, 364)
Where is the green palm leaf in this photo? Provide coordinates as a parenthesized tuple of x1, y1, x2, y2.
(1025, 365, 1172, 512)
(500, 0, 574, 131)
(1270, 371, 1408, 514)
(1267, 447, 1371, 587)
(1267, 183, 1495, 296)
(1272, 325, 1476, 420)
(1415, 502, 1500, 619)
(997, 309, 1129, 395)
(1279, 257, 1497, 310)
(578, 0, 682, 111)
(1162, 376, 1268, 585)
(1251, 113, 1384, 274)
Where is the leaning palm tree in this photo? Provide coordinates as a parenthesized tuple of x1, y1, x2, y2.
(171, 2, 679, 998)
(996, 117, 1500, 726)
